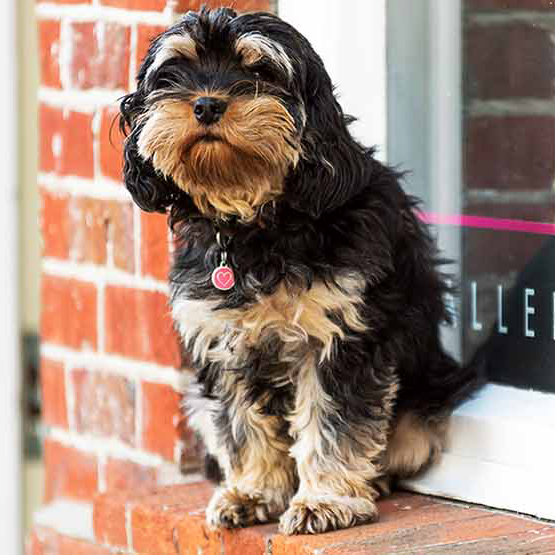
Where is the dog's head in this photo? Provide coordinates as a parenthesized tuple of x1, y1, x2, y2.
(120, 7, 368, 221)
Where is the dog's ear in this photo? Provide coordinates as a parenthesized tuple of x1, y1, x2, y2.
(285, 49, 371, 219)
(119, 88, 185, 214)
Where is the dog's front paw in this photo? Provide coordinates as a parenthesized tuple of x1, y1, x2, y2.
(279, 495, 378, 535)
(206, 487, 278, 529)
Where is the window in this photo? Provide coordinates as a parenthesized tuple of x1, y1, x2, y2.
(280, 0, 555, 520)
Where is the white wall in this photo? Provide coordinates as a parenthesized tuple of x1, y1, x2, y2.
(19, 0, 40, 335)
(278, 0, 387, 159)
(0, 0, 22, 552)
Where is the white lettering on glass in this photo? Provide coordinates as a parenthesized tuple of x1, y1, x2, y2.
(471, 281, 482, 331)
(497, 285, 508, 335)
(444, 279, 457, 328)
(524, 288, 536, 339)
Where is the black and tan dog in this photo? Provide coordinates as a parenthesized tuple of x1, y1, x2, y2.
(119, 7, 484, 535)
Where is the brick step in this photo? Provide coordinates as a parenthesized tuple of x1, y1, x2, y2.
(30, 481, 555, 555)
(28, 529, 111, 555)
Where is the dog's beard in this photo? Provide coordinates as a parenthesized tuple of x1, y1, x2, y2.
(137, 94, 301, 220)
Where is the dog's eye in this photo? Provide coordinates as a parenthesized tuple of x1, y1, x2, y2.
(149, 58, 192, 91)
(153, 76, 175, 90)
(250, 65, 278, 84)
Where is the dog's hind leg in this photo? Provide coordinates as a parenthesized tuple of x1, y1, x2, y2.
(382, 410, 448, 481)
(381, 345, 480, 484)
(279, 353, 398, 535)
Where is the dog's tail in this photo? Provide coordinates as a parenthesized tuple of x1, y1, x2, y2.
(397, 343, 487, 421)
(440, 346, 488, 413)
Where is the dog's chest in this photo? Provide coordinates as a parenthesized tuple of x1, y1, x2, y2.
(171, 275, 367, 369)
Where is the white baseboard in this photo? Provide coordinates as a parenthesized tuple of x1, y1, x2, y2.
(404, 384, 555, 521)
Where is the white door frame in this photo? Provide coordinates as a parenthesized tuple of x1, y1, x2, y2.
(0, 0, 22, 552)
(278, 0, 555, 521)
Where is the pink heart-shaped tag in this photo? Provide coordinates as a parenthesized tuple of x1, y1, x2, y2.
(211, 265, 235, 291)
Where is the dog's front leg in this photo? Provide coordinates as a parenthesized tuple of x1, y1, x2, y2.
(206, 379, 296, 529)
(279, 353, 398, 535)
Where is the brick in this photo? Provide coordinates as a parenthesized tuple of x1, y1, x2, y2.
(40, 106, 94, 177)
(100, 0, 167, 9)
(39, 104, 62, 173)
(107, 201, 136, 272)
(420, 534, 555, 554)
(133, 504, 190, 554)
(90, 484, 555, 555)
(319, 512, 551, 555)
(39, 20, 61, 88)
(40, 358, 68, 428)
(93, 489, 130, 548)
(463, 226, 546, 275)
(44, 439, 98, 501)
(99, 106, 124, 182)
(272, 496, 475, 555)
(72, 370, 135, 444)
(465, 116, 555, 190)
(176, 516, 225, 555)
(321, 549, 373, 555)
(26, 530, 44, 555)
(464, 200, 555, 225)
(141, 212, 170, 280)
(58, 536, 112, 555)
(466, 0, 555, 10)
(62, 111, 95, 177)
(68, 198, 135, 272)
(105, 458, 157, 491)
(70, 22, 130, 90)
(104, 287, 181, 366)
(41, 189, 70, 259)
(222, 526, 274, 555)
(130, 483, 214, 554)
(95, 484, 213, 554)
(141, 382, 182, 459)
(174, 0, 271, 12)
(41, 275, 97, 350)
(465, 23, 555, 100)
(412, 512, 552, 547)
(69, 198, 107, 266)
(41, 194, 134, 270)
(27, 528, 55, 555)
(233, 0, 271, 9)
(47, 0, 93, 3)
(29, 528, 113, 555)
(102, 0, 270, 10)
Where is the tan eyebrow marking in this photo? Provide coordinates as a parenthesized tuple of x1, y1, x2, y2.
(146, 33, 197, 80)
(235, 32, 294, 79)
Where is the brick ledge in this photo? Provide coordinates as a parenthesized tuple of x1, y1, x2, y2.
(29, 481, 555, 555)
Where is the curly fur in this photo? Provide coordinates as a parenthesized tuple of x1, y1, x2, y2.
(119, 7, 485, 535)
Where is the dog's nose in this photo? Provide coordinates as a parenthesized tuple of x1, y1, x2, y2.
(193, 97, 228, 125)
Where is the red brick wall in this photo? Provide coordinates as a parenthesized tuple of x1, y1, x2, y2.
(462, 0, 555, 353)
(37, 0, 270, 516)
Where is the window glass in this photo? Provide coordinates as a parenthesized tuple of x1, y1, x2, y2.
(388, 0, 555, 393)
(462, 0, 555, 392)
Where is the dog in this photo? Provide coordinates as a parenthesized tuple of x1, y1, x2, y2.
(119, 7, 484, 535)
